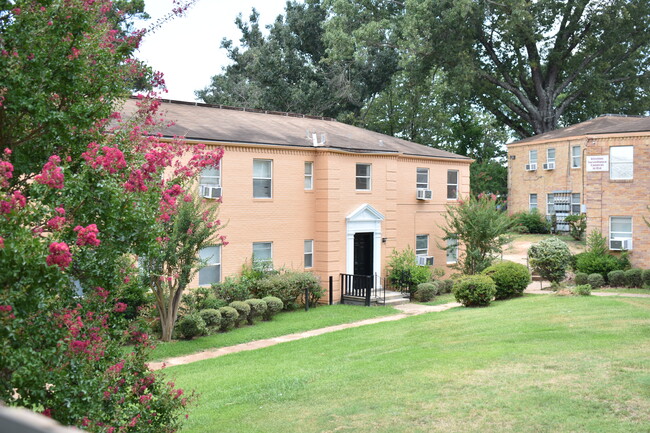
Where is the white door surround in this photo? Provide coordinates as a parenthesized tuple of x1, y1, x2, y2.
(346, 204, 384, 276)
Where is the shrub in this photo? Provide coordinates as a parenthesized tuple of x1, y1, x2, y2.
(574, 252, 622, 279)
(511, 209, 551, 234)
(571, 284, 592, 296)
(587, 273, 605, 289)
(199, 308, 222, 329)
(229, 301, 251, 327)
(262, 296, 284, 320)
(177, 313, 207, 340)
(624, 268, 643, 288)
(245, 299, 268, 325)
(386, 247, 432, 295)
(212, 277, 251, 304)
(414, 282, 439, 302)
(528, 238, 572, 283)
(642, 269, 650, 288)
(453, 275, 497, 307)
(564, 214, 587, 241)
(607, 270, 626, 288)
(253, 271, 322, 308)
(481, 261, 531, 300)
(218, 306, 239, 331)
(437, 279, 454, 294)
(574, 272, 589, 285)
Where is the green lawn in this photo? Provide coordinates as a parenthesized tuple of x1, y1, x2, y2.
(168, 295, 650, 433)
(422, 293, 457, 306)
(594, 287, 650, 295)
(150, 304, 398, 361)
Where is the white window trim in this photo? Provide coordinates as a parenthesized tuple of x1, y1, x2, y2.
(304, 240, 314, 269)
(571, 146, 581, 168)
(198, 245, 221, 286)
(546, 193, 554, 216)
(415, 234, 429, 257)
(304, 161, 314, 191)
(253, 159, 273, 198)
(609, 146, 633, 180)
(610, 216, 632, 240)
(447, 170, 459, 200)
(571, 193, 581, 214)
(446, 238, 458, 264)
(529, 150, 538, 164)
(356, 163, 372, 191)
(529, 193, 538, 211)
(546, 148, 555, 163)
(416, 167, 429, 190)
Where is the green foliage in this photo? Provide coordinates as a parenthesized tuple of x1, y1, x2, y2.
(574, 272, 589, 286)
(199, 309, 222, 329)
(586, 230, 608, 256)
(574, 253, 623, 279)
(564, 214, 587, 241)
(253, 270, 322, 309)
(587, 273, 605, 289)
(624, 269, 643, 288)
(436, 279, 454, 294)
(212, 277, 252, 304)
(218, 306, 239, 332)
(470, 160, 508, 198)
(228, 301, 251, 327)
(262, 296, 284, 321)
(177, 313, 207, 340)
(439, 194, 513, 275)
(511, 209, 551, 234)
(527, 238, 572, 283)
(386, 247, 432, 295)
(414, 282, 439, 302)
(643, 270, 650, 288)
(481, 261, 531, 300)
(453, 275, 497, 307)
(607, 270, 626, 288)
(245, 299, 268, 325)
(571, 285, 592, 296)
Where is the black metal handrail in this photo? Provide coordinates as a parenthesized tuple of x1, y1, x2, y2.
(340, 273, 385, 306)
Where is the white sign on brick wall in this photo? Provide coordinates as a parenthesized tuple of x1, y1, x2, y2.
(586, 155, 609, 172)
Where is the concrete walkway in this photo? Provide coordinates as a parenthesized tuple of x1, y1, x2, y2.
(148, 301, 460, 371)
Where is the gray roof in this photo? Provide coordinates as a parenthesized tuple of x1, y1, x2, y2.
(121, 98, 471, 161)
(511, 114, 650, 146)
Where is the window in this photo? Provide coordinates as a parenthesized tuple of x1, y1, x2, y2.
(252, 242, 273, 269)
(571, 193, 581, 214)
(610, 146, 633, 180)
(546, 148, 555, 164)
(529, 193, 538, 210)
(198, 246, 221, 286)
(571, 146, 581, 168)
(610, 216, 632, 244)
(304, 240, 313, 268)
(447, 170, 458, 199)
(416, 168, 429, 189)
(415, 235, 428, 257)
(446, 238, 458, 264)
(356, 164, 371, 190)
(529, 150, 538, 164)
(546, 193, 554, 215)
(200, 165, 221, 187)
(304, 161, 313, 190)
(253, 159, 272, 198)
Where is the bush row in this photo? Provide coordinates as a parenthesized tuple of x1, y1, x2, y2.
(575, 269, 650, 289)
(450, 261, 532, 307)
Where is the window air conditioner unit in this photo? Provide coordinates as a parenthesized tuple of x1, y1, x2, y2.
(609, 239, 631, 251)
(543, 162, 555, 170)
(416, 188, 433, 200)
(525, 163, 537, 171)
(417, 255, 434, 266)
(200, 184, 222, 199)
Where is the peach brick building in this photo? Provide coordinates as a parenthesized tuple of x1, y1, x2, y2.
(507, 115, 650, 267)
(137, 99, 471, 300)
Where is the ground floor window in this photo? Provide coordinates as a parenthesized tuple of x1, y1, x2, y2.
(529, 194, 538, 211)
(198, 246, 221, 286)
(610, 216, 632, 250)
(416, 234, 429, 257)
(253, 242, 273, 269)
(304, 240, 313, 268)
(446, 238, 458, 264)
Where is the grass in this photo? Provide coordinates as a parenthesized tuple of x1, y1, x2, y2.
(593, 287, 650, 295)
(150, 304, 398, 361)
(421, 293, 456, 306)
(168, 295, 650, 433)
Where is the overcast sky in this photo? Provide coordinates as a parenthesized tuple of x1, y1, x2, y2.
(136, 0, 291, 101)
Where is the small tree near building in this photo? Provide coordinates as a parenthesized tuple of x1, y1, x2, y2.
(527, 238, 572, 283)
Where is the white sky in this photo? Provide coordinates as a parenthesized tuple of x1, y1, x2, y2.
(136, 0, 291, 102)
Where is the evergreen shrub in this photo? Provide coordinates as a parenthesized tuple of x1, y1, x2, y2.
(177, 313, 207, 340)
(453, 275, 496, 307)
(587, 273, 605, 289)
(481, 261, 531, 299)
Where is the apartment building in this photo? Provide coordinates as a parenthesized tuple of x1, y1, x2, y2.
(507, 115, 650, 267)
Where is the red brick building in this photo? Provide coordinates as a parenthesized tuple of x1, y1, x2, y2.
(507, 115, 650, 267)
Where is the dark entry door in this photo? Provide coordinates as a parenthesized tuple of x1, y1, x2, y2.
(353, 232, 374, 276)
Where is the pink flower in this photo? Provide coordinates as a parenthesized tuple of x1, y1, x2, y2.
(46, 215, 66, 231)
(0, 305, 12, 313)
(35, 155, 64, 189)
(106, 360, 124, 374)
(74, 224, 100, 246)
(113, 302, 127, 313)
(0, 160, 13, 188)
(46, 242, 72, 269)
(0, 236, 4, 249)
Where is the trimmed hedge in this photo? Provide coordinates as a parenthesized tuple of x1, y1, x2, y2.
(229, 301, 251, 327)
(573, 252, 624, 279)
(177, 313, 207, 340)
(262, 296, 284, 321)
(453, 275, 496, 307)
(574, 272, 589, 286)
(587, 273, 605, 289)
(481, 261, 531, 300)
(607, 270, 626, 288)
(245, 299, 268, 325)
(624, 268, 643, 288)
(437, 279, 454, 294)
(414, 282, 439, 302)
(218, 306, 239, 331)
(571, 284, 592, 296)
(253, 271, 322, 309)
(199, 308, 221, 329)
(643, 269, 650, 288)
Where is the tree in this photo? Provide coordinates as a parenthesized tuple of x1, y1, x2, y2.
(439, 194, 514, 275)
(404, 0, 650, 137)
(528, 237, 572, 283)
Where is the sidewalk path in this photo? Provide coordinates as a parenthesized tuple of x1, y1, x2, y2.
(148, 302, 460, 371)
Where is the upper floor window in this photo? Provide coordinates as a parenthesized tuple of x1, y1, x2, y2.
(415, 235, 429, 257)
(529, 150, 538, 164)
(198, 246, 221, 286)
(199, 165, 222, 199)
(571, 146, 581, 168)
(546, 148, 555, 163)
(446, 238, 458, 264)
(610, 146, 633, 180)
(252, 242, 273, 270)
(304, 162, 313, 190)
(571, 193, 581, 214)
(529, 193, 538, 211)
(253, 159, 272, 198)
(304, 240, 314, 268)
(356, 164, 371, 191)
(416, 168, 429, 189)
(447, 170, 458, 199)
